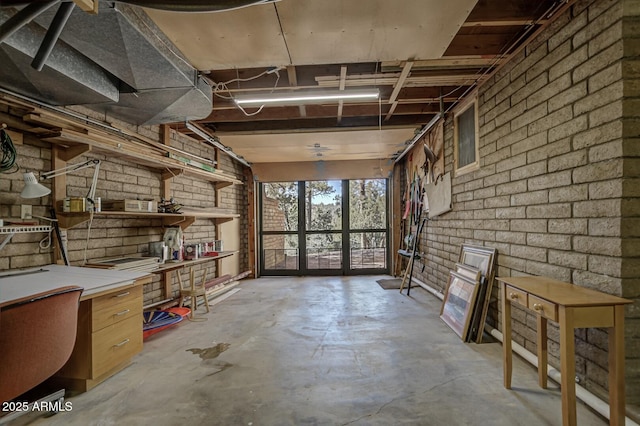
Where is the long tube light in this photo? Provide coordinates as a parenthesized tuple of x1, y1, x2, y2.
(185, 121, 251, 168)
(234, 89, 380, 107)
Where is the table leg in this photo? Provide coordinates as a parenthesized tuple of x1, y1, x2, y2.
(559, 306, 577, 426)
(608, 305, 626, 426)
(537, 314, 548, 389)
(501, 282, 512, 389)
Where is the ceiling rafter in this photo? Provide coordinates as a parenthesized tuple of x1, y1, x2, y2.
(385, 61, 413, 122)
(286, 65, 306, 118)
(337, 65, 347, 123)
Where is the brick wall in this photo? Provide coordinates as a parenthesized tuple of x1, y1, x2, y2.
(407, 0, 640, 408)
(0, 105, 247, 307)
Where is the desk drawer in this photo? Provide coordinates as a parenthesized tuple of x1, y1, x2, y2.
(506, 285, 528, 308)
(528, 295, 558, 321)
(92, 294, 142, 331)
(92, 285, 141, 310)
(92, 314, 142, 378)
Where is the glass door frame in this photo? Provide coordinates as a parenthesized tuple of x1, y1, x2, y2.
(258, 179, 390, 276)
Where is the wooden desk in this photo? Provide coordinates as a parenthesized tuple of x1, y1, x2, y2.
(497, 276, 632, 426)
(0, 265, 152, 392)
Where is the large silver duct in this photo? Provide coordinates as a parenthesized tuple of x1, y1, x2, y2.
(1, 1, 277, 13)
(0, 2, 213, 124)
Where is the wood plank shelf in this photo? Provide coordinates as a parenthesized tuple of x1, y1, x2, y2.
(151, 251, 236, 273)
(21, 115, 242, 186)
(56, 210, 239, 230)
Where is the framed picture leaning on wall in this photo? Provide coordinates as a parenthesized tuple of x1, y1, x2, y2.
(440, 270, 481, 341)
(459, 244, 497, 343)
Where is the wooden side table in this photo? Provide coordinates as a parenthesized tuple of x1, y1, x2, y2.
(497, 276, 632, 426)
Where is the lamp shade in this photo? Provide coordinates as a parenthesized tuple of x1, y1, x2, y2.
(20, 172, 51, 198)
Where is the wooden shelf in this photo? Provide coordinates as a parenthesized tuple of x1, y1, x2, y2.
(150, 251, 236, 273)
(29, 124, 242, 186)
(56, 210, 239, 230)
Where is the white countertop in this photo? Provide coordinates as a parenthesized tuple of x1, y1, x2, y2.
(0, 264, 150, 306)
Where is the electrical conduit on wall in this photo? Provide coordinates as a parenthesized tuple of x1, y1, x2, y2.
(412, 278, 640, 426)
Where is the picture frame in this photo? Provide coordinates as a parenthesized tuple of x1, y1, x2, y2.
(454, 262, 481, 282)
(440, 270, 480, 341)
(459, 244, 497, 343)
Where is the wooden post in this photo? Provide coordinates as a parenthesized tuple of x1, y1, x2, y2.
(245, 167, 255, 278)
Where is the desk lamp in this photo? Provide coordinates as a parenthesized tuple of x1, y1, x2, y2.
(20, 172, 51, 198)
(40, 159, 101, 209)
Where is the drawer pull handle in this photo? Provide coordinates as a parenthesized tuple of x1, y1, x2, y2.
(509, 293, 519, 300)
(113, 339, 130, 348)
(114, 309, 130, 316)
(533, 303, 543, 311)
(113, 291, 130, 298)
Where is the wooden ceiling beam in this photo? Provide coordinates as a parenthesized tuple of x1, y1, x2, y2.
(209, 115, 435, 134)
(385, 61, 413, 122)
(462, 19, 545, 27)
(382, 56, 503, 71)
(287, 65, 306, 118)
(337, 65, 347, 124)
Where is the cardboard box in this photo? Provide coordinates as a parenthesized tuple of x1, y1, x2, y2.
(101, 199, 158, 213)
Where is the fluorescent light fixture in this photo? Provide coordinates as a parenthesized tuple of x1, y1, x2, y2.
(234, 89, 380, 107)
(20, 172, 51, 198)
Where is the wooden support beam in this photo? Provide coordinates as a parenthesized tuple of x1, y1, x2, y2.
(337, 65, 347, 123)
(287, 65, 306, 117)
(388, 61, 413, 105)
(160, 124, 172, 200)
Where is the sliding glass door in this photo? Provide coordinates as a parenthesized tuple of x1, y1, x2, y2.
(259, 179, 388, 276)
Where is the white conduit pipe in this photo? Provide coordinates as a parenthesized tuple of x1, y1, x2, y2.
(412, 278, 640, 426)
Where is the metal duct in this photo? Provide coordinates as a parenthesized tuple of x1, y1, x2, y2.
(0, 3, 212, 124)
(0, 8, 119, 105)
(1, 1, 277, 13)
(115, 0, 278, 12)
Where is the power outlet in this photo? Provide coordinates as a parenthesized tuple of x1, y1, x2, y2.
(21, 204, 32, 219)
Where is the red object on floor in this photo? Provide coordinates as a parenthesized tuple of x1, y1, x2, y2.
(142, 307, 191, 340)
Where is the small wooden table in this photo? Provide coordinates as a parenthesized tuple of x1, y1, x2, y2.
(497, 276, 632, 426)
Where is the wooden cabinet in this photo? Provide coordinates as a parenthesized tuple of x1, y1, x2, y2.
(55, 276, 150, 392)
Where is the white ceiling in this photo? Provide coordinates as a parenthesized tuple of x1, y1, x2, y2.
(220, 127, 417, 163)
(146, 0, 478, 70)
(146, 0, 477, 165)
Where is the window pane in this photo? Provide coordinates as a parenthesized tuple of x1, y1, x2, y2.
(457, 105, 476, 168)
(262, 182, 298, 232)
(306, 234, 342, 269)
(349, 179, 386, 230)
(263, 234, 298, 270)
(305, 180, 341, 231)
(350, 232, 387, 269)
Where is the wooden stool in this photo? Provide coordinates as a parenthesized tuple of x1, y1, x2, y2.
(177, 267, 210, 318)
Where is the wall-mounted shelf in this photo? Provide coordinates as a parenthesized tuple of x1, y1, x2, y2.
(151, 251, 236, 274)
(0, 225, 52, 250)
(55, 210, 239, 230)
(22, 114, 242, 187)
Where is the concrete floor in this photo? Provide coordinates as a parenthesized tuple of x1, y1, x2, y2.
(18, 276, 607, 426)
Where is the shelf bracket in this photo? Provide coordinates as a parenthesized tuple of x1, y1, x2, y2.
(162, 169, 183, 180)
(58, 144, 91, 162)
(0, 232, 16, 251)
(163, 215, 195, 230)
